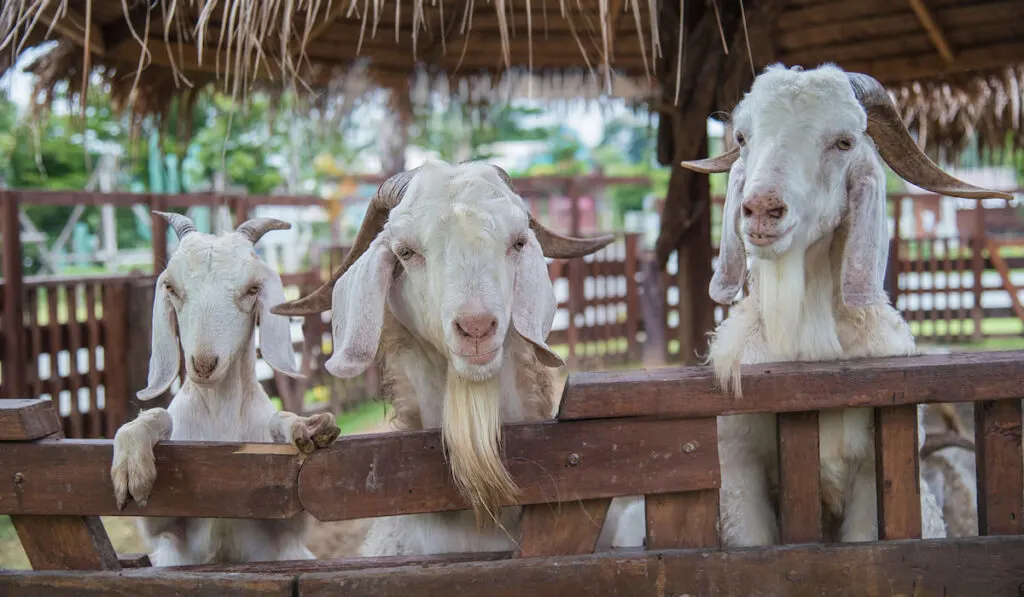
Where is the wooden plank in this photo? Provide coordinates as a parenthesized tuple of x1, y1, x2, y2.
(0, 440, 302, 519)
(0, 571, 293, 596)
(34, 4, 107, 55)
(177, 551, 511, 574)
(25, 287, 42, 398)
(875, 402, 922, 540)
(45, 286, 63, 409)
(517, 499, 612, 557)
(645, 489, 719, 550)
(906, 0, 955, 61)
(0, 399, 61, 441)
(102, 282, 130, 434)
(294, 536, 1024, 596)
(118, 553, 152, 568)
(558, 350, 1024, 420)
(299, 417, 719, 522)
(777, 411, 822, 543)
(83, 284, 102, 438)
(975, 399, 1024, 535)
(64, 285, 85, 438)
(1, 191, 27, 398)
(11, 515, 120, 571)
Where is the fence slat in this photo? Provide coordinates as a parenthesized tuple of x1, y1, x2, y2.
(645, 489, 720, 549)
(975, 399, 1024, 536)
(66, 284, 86, 438)
(777, 411, 822, 543)
(26, 287, 42, 398)
(45, 286, 63, 431)
(1, 191, 26, 398)
(84, 284, 102, 437)
(874, 401, 922, 540)
(12, 515, 121, 571)
(103, 282, 130, 435)
(517, 498, 611, 557)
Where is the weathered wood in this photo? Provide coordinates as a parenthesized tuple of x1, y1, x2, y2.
(777, 411, 822, 543)
(874, 402, 922, 540)
(975, 399, 1024, 535)
(0, 440, 302, 519)
(0, 399, 61, 441)
(295, 536, 1024, 596)
(2, 190, 27, 398)
(299, 417, 719, 522)
(83, 284, 102, 438)
(176, 551, 511, 574)
(645, 488, 719, 550)
(118, 553, 152, 568)
(102, 282, 130, 434)
(517, 499, 612, 557)
(558, 351, 1024, 420)
(0, 571, 293, 596)
(65, 285, 86, 438)
(12, 515, 120, 571)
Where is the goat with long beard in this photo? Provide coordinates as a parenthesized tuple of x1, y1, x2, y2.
(272, 161, 613, 554)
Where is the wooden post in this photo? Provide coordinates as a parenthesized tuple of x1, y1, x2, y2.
(975, 399, 1024, 535)
(1, 190, 26, 398)
(874, 400, 922, 540)
(777, 412, 823, 543)
(568, 181, 582, 237)
(971, 201, 985, 342)
(103, 280, 130, 435)
(125, 278, 159, 416)
(674, 174, 714, 365)
(886, 195, 903, 305)
(150, 195, 168, 274)
(233, 197, 249, 229)
(623, 234, 641, 363)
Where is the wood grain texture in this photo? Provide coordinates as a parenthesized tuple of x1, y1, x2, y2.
(777, 411, 822, 544)
(12, 515, 120, 571)
(1, 191, 27, 398)
(296, 536, 1024, 597)
(645, 488, 719, 550)
(0, 440, 302, 518)
(299, 417, 719, 522)
(0, 571, 293, 597)
(975, 399, 1024, 535)
(558, 351, 1024, 420)
(874, 402, 922, 540)
(517, 499, 611, 557)
(0, 399, 61, 441)
(173, 551, 511, 574)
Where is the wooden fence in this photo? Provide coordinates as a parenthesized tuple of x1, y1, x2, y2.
(0, 350, 1020, 594)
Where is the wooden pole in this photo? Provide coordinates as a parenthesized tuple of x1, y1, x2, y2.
(1, 190, 27, 398)
(150, 195, 168, 274)
(624, 234, 641, 363)
(972, 201, 985, 342)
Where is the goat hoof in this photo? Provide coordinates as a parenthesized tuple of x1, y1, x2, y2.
(292, 413, 340, 453)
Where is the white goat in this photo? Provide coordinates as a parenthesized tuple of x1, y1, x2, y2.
(110, 213, 341, 566)
(272, 160, 638, 555)
(681, 64, 1008, 546)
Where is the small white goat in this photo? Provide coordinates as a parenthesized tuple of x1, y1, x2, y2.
(682, 64, 1008, 546)
(273, 161, 637, 555)
(110, 213, 341, 566)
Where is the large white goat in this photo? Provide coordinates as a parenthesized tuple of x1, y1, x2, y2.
(272, 160, 635, 555)
(110, 213, 341, 566)
(681, 64, 1007, 546)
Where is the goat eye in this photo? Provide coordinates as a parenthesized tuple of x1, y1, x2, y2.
(396, 247, 417, 260)
(735, 132, 746, 147)
(512, 237, 527, 252)
(164, 284, 178, 298)
(835, 137, 854, 151)
(245, 285, 260, 297)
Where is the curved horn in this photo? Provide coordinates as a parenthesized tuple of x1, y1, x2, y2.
(681, 146, 741, 174)
(846, 72, 1013, 201)
(490, 164, 615, 258)
(271, 168, 420, 316)
(920, 430, 976, 460)
(153, 211, 197, 240)
(235, 217, 291, 244)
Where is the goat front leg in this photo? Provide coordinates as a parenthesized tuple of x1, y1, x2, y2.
(111, 408, 172, 509)
(718, 414, 779, 547)
(270, 411, 341, 454)
(839, 460, 878, 542)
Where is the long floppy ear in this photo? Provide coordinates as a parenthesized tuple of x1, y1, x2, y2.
(710, 158, 748, 304)
(257, 263, 302, 378)
(841, 157, 889, 307)
(511, 232, 565, 368)
(324, 236, 397, 378)
(137, 272, 181, 401)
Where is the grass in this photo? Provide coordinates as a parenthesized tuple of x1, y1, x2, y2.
(0, 399, 393, 570)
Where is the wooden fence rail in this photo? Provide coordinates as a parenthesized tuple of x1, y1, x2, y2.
(0, 350, 1022, 595)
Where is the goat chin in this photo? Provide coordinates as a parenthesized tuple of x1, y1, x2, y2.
(442, 370, 520, 528)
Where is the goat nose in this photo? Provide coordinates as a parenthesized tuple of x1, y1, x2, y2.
(741, 192, 788, 220)
(191, 355, 219, 378)
(454, 313, 498, 340)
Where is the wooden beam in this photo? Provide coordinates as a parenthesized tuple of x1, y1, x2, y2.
(299, 417, 719, 521)
(842, 41, 1024, 85)
(0, 399, 61, 441)
(558, 350, 1024, 420)
(905, 0, 955, 62)
(517, 499, 611, 557)
(36, 5, 106, 55)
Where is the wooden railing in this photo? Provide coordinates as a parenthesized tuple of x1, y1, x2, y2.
(0, 351, 1021, 594)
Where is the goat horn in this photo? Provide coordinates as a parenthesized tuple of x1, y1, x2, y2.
(235, 217, 291, 244)
(271, 168, 420, 316)
(846, 72, 1013, 201)
(490, 164, 616, 258)
(680, 146, 741, 174)
(153, 211, 197, 240)
(919, 430, 976, 460)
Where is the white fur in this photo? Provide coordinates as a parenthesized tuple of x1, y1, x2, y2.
(110, 223, 338, 566)
(707, 64, 946, 546)
(321, 161, 639, 555)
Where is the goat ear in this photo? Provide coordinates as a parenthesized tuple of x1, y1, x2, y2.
(710, 158, 748, 304)
(324, 236, 396, 378)
(257, 264, 302, 378)
(841, 157, 889, 307)
(138, 272, 180, 401)
(511, 233, 565, 368)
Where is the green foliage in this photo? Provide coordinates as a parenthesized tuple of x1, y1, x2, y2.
(411, 102, 550, 162)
